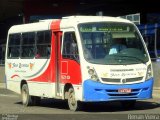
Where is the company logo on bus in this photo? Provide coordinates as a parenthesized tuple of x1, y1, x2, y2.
(29, 63, 34, 70)
(121, 78, 127, 84)
(8, 62, 35, 70)
(8, 63, 12, 69)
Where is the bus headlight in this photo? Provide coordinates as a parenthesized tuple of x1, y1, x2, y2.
(88, 69, 94, 75)
(145, 64, 152, 80)
(87, 67, 99, 81)
(91, 75, 98, 80)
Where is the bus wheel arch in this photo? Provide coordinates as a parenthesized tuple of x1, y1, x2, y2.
(20, 80, 27, 89)
(64, 83, 72, 99)
(20, 80, 41, 106)
(21, 81, 32, 106)
(64, 83, 82, 111)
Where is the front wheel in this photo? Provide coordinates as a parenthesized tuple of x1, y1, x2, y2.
(68, 87, 81, 111)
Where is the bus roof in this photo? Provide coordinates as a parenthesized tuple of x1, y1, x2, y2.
(8, 16, 132, 34)
(62, 16, 131, 23)
(60, 16, 132, 28)
(8, 20, 53, 34)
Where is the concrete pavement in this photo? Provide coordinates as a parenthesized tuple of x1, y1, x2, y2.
(0, 83, 5, 88)
(152, 88, 160, 99)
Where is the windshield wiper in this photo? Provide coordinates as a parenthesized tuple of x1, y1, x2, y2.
(115, 55, 146, 64)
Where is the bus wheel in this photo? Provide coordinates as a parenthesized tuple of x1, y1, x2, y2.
(120, 100, 136, 109)
(68, 87, 81, 111)
(21, 84, 32, 106)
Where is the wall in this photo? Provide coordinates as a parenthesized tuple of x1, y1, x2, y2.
(152, 61, 160, 89)
(0, 66, 5, 83)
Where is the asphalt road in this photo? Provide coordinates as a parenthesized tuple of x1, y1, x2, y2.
(0, 88, 160, 120)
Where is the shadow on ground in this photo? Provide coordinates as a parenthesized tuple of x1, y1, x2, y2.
(15, 98, 160, 112)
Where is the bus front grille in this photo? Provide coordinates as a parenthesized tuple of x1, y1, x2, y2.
(106, 88, 141, 98)
(101, 77, 143, 83)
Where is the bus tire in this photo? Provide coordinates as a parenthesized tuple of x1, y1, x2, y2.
(68, 87, 81, 111)
(21, 84, 32, 106)
(120, 100, 136, 109)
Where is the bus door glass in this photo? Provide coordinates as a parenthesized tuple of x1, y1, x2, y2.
(61, 31, 81, 85)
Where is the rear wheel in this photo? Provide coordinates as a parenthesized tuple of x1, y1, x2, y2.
(21, 84, 32, 106)
(67, 87, 81, 111)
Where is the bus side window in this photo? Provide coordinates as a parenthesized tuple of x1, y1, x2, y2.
(21, 32, 35, 58)
(36, 31, 51, 59)
(62, 32, 79, 61)
(7, 34, 21, 58)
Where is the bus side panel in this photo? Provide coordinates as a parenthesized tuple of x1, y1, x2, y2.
(27, 82, 55, 98)
(61, 59, 83, 100)
(7, 81, 21, 94)
(24, 21, 61, 98)
(5, 20, 61, 98)
(61, 60, 81, 84)
(28, 32, 57, 98)
(5, 59, 23, 94)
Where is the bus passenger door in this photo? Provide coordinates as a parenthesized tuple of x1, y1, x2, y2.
(53, 31, 62, 97)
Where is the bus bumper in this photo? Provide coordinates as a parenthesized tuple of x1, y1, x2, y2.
(83, 78, 154, 102)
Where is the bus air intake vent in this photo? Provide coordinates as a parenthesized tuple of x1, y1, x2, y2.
(101, 77, 143, 83)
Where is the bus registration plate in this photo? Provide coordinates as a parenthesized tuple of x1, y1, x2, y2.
(118, 88, 131, 93)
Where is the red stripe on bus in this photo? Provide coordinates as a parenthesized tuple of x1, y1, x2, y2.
(11, 74, 20, 79)
(50, 20, 61, 30)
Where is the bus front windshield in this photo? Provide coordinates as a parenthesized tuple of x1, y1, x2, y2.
(79, 22, 149, 65)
